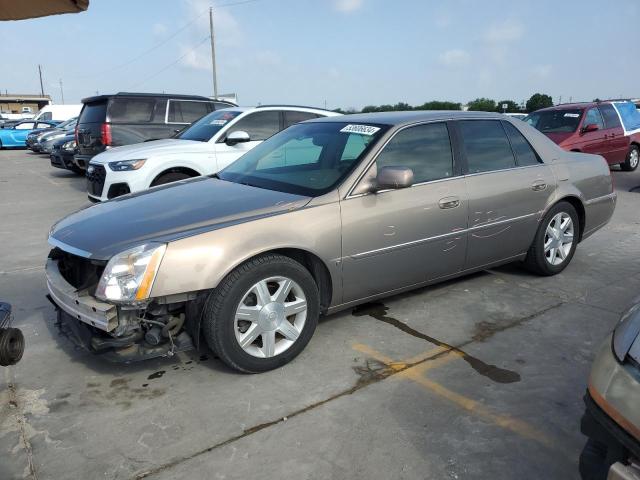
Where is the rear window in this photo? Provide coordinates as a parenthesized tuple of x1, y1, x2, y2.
(79, 102, 107, 124)
(108, 98, 156, 123)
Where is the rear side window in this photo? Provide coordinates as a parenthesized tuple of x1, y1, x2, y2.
(459, 120, 516, 174)
(376, 122, 453, 183)
(228, 111, 280, 141)
(36, 122, 52, 129)
(283, 111, 319, 128)
(79, 102, 107, 123)
(108, 98, 156, 123)
(503, 122, 540, 166)
(583, 108, 604, 130)
(598, 104, 622, 129)
(167, 100, 212, 123)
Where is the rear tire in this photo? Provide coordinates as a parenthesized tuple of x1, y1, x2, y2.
(150, 171, 192, 187)
(202, 254, 319, 373)
(621, 145, 639, 172)
(524, 201, 579, 276)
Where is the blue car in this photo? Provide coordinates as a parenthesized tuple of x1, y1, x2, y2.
(0, 120, 58, 148)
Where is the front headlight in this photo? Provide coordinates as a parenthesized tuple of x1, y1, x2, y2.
(109, 159, 147, 171)
(62, 140, 76, 151)
(95, 243, 167, 304)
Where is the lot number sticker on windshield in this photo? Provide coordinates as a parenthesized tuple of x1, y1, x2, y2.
(340, 124, 381, 135)
(564, 113, 580, 118)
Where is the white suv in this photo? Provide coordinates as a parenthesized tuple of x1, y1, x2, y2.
(86, 106, 340, 201)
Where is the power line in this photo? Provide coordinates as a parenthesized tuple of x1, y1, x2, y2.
(130, 36, 211, 89)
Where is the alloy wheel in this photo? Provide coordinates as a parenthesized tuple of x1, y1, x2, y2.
(234, 276, 307, 358)
(544, 212, 574, 266)
(630, 149, 639, 169)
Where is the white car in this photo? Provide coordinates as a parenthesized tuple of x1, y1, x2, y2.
(87, 106, 340, 201)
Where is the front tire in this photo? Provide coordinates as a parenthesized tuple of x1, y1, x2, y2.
(202, 254, 320, 373)
(150, 171, 192, 187)
(524, 201, 579, 276)
(621, 145, 639, 172)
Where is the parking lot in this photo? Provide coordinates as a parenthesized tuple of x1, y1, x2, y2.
(0, 148, 639, 480)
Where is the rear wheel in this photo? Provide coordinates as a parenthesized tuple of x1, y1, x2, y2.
(150, 171, 193, 187)
(202, 254, 319, 373)
(621, 145, 639, 172)
(524, 201, 579, 276)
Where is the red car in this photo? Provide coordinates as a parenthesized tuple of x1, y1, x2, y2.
(525, 101, 640, 171)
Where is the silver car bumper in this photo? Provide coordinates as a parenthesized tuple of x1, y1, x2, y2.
(45, 258, 118, 332)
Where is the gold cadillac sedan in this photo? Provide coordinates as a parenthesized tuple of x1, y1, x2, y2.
(46, 111, 616, 372)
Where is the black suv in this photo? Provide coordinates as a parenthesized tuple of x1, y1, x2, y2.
(74, 92, 235, 170)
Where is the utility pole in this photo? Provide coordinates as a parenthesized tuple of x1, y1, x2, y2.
(38, 64, 44, 96)
(209, 7, 218, 99)
(59, 79, 65, 104)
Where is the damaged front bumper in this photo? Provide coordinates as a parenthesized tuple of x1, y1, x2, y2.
(45, 258, 194, 362)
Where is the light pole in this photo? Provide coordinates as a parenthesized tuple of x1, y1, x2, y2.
(209, 7, 218, 99)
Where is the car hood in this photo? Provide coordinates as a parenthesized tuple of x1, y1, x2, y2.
(49, 177, 311, 260)
(90, 138, 211, 164)
(542, 131, 575, 146)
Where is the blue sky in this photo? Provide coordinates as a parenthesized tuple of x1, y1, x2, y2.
(1, 0, 638, 109)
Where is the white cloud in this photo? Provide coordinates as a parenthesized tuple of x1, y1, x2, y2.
(532, 64, 552, 78)
(152, 23, 167, 36)
(438, 49, 470, 67)
(334, 0, 364, 13)
(484, 20, 524, 43)
(180, 44, 210, 71)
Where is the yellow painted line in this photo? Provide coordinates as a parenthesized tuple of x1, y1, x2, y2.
(352, 343, 556, 449)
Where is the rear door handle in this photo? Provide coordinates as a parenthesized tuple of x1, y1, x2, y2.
(438, 196, 460, 209)
(531, 181, 547, 191)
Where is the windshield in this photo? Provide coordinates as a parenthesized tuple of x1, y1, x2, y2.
(56, 117, 76, 130)
(524, 109, 583, 133)
(218, 121, 387, 197)
(177, 109, 242, 142)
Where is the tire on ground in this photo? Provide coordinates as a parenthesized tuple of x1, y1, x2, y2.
(620, 144, 639, 172)
(524, 200, 579, 276)
(202, 253, 320, 373)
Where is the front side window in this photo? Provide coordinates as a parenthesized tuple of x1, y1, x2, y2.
(598, 104, 622, 129)
(109, 98, 156, 123)
(176, 110, 241, 142)
(167, 100, 212, 123)
(227, 111, 281, 141)
(503, 122, 540, 166)
(375, 122, 453, 183)
(459, 120, 516, 174)
(15, 122, 35, 130)
(525, 109, 583, 133)
(219, 122, 387, 196)
(36, 122, 52, 129)
(583, 108, 604, 130)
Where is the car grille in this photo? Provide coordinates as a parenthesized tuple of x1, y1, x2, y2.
(86, 164, 106, 197)
(49, 248, 105, 292)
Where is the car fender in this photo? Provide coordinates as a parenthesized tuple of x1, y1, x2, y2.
(143, 154, 212, 188)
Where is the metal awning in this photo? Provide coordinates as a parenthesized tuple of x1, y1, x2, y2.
(0, 0, 89, 20)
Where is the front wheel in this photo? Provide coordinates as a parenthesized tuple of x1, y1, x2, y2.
(524, 201, 579, 276)
(621, 145, 639, 172)
(202, 254, 320, 373)
(150, 171, 192, 187)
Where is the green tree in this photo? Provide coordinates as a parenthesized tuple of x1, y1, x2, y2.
(416, 101, 462, 110)
(526, 93, 553, 112)
(495, 100, 521, 113)
(361, 105, 379, 113)
(467, 98, 497, 112)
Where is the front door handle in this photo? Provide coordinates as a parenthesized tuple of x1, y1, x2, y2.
(438, 196, 460, 209)
(531, 181, 547, 191)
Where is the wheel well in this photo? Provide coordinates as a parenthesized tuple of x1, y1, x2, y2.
(272, 248, 333, 313)
(557, 196, 585, 242)
(152, 167, 200, 185)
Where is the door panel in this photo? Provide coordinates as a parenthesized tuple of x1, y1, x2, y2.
(464, 165, 555, 268)
(340, 178, 468, 303)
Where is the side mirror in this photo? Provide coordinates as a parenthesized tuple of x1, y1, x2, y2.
(225, 130, 250, 146)
(582, 123, 599, 133)
(375, 166, 414, 191)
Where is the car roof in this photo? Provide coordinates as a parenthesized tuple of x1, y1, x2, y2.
(310, 110, 508, 126)
(218, 105, 341, 116)
(81, 92, 230, 104)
